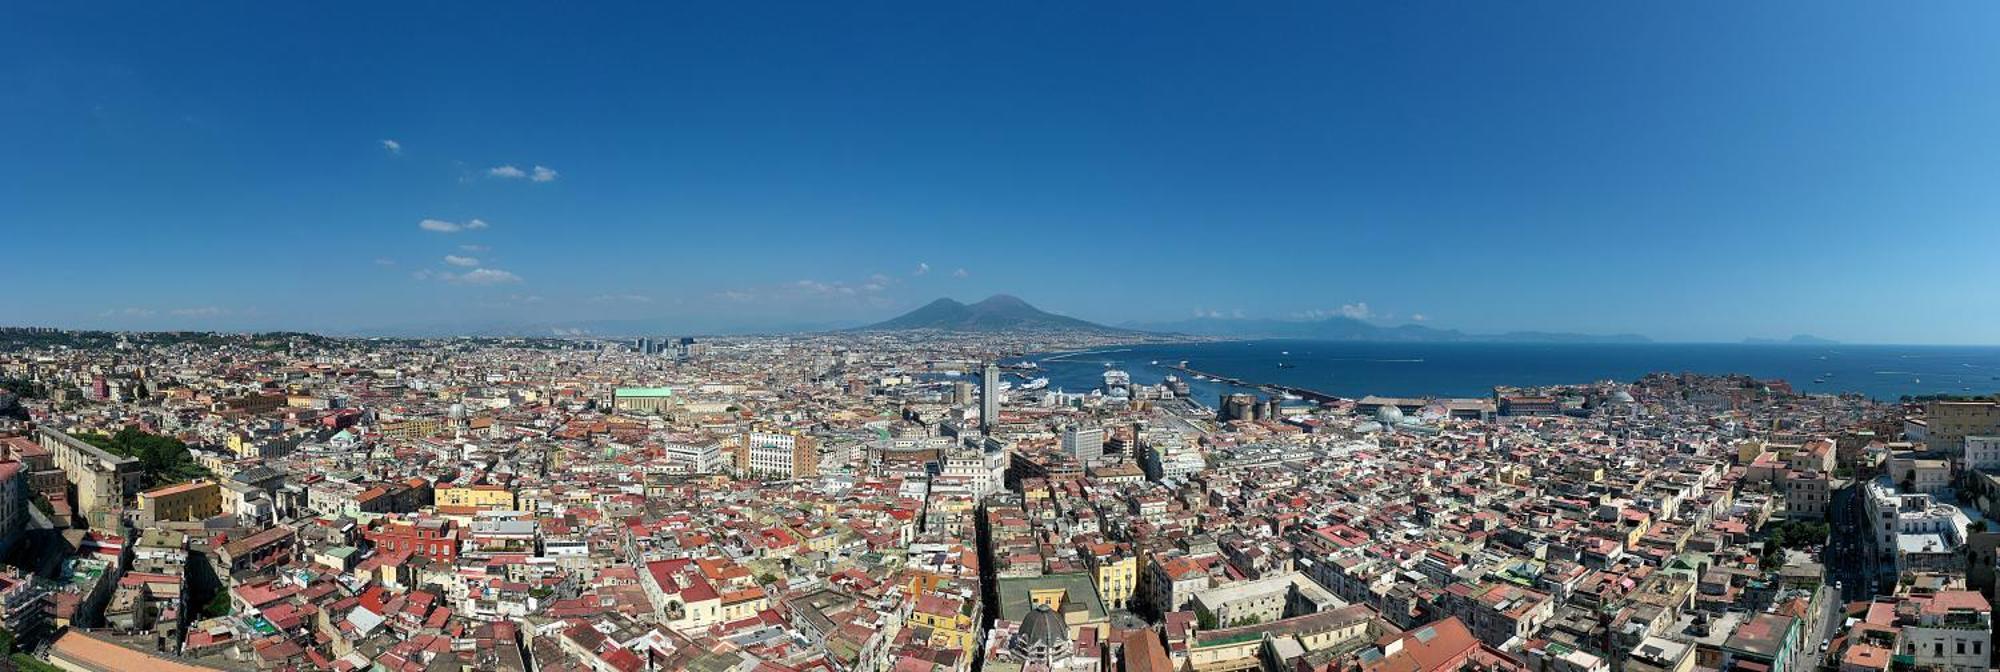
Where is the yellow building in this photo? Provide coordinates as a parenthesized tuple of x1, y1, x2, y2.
(908, 593, 977, 650)
(1089, 553, 1137, 611)
(137, 480, 222, 523)
(436, 484, 517, 514)
(378, 417, 444, 441)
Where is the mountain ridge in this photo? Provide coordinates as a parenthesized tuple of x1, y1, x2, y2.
(857, 295, 1130, 333)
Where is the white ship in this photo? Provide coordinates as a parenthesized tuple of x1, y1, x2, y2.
(1020, 377, 1050, 391)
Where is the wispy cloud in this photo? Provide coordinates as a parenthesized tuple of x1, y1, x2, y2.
(418, 218, 488, 233)
(416, 266, 521, 285)
(458, 244, 489, 252)
(913, 262, 931, 276)
(373, 258, 397, 267)
(1294, 302, 1373, 320)
(447, 268, 522, 285)
(169, 306, 229, 317)
(380, 139, 401, 155)
(1411, 313, 1427, 322)
(99, 307, 157, 318)
(444, 255, 481, 267)
(718, 275, 898, 305)
(487, 164, 559, 182)
(952, 268, 969, 278)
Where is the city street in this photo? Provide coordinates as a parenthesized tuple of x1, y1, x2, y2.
(1824, 480, 1877, 603)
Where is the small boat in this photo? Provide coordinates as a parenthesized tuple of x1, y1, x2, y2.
(1277, 363, 1296, 369)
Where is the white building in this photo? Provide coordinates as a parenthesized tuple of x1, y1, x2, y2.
(1965, 435, 2000, 472)
(1062, 426, 1105, 465)
(1865, 476, 1972, 576)
(665, 441, 723, 473)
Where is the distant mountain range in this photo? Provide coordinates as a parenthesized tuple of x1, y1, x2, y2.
(856, 296, 1650, 342)
(1122, 316, 1653, 344)
(857, 295, 1133, 334)
(1743, 334, 1840, 345)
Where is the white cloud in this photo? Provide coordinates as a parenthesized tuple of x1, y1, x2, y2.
(99, 307, 157, 318)
(588, 294, 654, 304)
(444, 255, 481, 267)
(447, 268, 522, 285)
(1411, 313, 1427, 322)
(488, 164, 557, 182)
(952, 268, 969, 278)
(913, 262, 930, 276)
(170, 306, 228, 317)
(373, 257, 397, 266)
(420, 218, 487, 233)
(458, 244, 489, 252)
(1295, 302, 1375, 321)
(380, 139, 401, 155)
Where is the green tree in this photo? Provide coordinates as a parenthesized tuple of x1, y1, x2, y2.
(203, 592, 231, 618)
(79, 428, 212, 488)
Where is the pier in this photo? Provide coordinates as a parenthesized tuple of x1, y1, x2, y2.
(1166, 364, 1344, 405)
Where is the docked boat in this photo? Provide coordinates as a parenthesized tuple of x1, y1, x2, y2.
(1020, 377, 1050, 391)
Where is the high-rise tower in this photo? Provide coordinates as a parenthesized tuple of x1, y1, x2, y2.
(980, 362, 1001, 431)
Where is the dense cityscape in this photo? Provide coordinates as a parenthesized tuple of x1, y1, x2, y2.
(0, 323, 1990, 672)
(10, 4, 2000, 672)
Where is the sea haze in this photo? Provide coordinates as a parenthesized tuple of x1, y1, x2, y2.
(1031, 340, 2000, 402)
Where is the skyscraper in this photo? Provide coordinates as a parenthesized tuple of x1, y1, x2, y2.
(980, 362, 1000, 431)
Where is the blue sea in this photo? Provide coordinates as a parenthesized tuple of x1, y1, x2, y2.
(1028, 341, 2000, 403)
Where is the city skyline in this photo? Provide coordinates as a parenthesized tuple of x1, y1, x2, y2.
(8, 4, 2000, 344)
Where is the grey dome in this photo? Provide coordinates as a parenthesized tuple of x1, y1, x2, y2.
(1011, 603, 1074, 661)
(1375, 404, 1405, 424)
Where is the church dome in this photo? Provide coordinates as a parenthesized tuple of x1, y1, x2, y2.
(1375, 404, 1405, 425)
(1012, 603, 1074, 661)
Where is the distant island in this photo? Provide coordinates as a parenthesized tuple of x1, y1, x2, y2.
(1743, 334, 1840, 346)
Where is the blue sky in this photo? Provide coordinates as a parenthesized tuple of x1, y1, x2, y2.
(5, 3, 2000, 343)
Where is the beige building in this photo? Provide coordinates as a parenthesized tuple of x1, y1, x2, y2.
(137, 480, 222, 524)
(1925, 401, 2000, 453)
(37, 428, 143, 529)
